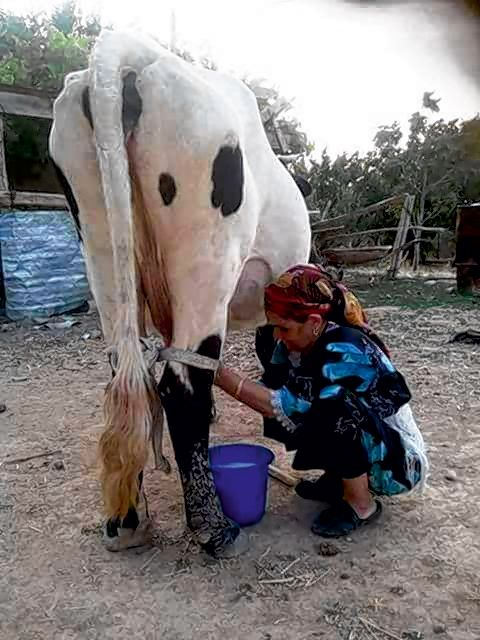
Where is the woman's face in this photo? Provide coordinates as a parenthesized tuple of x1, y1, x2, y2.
(267, 311, 325, 353)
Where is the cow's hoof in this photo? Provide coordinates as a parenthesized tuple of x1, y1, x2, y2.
(213, 530, 250, 559)
(102, 518, 153, 552)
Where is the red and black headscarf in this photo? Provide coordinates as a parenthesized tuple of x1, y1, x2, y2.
(264, 264, 390, 356)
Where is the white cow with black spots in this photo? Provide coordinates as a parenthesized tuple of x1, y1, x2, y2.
(49, 28, 311, 557)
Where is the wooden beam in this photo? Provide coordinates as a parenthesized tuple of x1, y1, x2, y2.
(323, 246, 392, 265)
(0, 88, 53, 119)
(311, 194, 405, 232)
(327, 225, 447, 242)
(332, 226, 399, 239)
(0, 190, 67, 209)
(388, 194, 414, 278)
(314, 224, 345, 237)
(268, 464, 297, 487)
(0, 118, 8, 191)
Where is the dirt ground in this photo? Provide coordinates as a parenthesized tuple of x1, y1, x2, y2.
(1, 271, 480, 640)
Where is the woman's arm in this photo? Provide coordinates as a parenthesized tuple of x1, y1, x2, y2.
(214, 365, 276, 418)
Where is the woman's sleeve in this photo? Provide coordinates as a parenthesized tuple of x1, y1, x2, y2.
(318, 331, 411, 418)
(270, 386, 312, 431)
(263, 385, 312, 450)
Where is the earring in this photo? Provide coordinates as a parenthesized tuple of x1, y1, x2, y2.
(313, 326, 320, 337)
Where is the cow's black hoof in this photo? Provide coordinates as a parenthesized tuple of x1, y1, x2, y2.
(102, 518, 153, 552)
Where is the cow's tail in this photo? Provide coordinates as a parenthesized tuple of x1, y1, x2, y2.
(89, 30, 159, 520)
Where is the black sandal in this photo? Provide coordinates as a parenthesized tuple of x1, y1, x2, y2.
(295, 473, 343, 503)
(311, 499, 382, 538)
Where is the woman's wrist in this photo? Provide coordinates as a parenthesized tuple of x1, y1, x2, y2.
(213, 363, 275, 418)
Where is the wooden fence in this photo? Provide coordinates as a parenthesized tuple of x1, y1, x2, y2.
(310, 194, 449, 278)
(0, 84, 68, 210)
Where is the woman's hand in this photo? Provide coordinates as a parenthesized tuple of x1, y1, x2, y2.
(214, 364, 276, 418)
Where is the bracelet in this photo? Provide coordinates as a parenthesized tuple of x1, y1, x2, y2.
(234, 376, 246, 400)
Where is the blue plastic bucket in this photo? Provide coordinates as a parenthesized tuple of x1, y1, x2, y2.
(209, 443, 275, 527)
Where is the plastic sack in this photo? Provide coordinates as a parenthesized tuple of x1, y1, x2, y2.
(0, 210, 90, 320)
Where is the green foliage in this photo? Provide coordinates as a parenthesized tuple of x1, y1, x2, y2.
(1, 3, 311, 186)
(0, 3, 103, 185)
(6, 2, 475, 257)
(308, 97, 480, 242)
(0, 3, 101, 93)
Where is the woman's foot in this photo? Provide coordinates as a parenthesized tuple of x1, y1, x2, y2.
(311, 499, 382, 538)
(295, 473, 343, 503)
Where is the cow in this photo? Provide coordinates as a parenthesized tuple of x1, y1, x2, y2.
(49, 28, 311, 558)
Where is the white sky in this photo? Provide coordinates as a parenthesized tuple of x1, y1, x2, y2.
(2, 0, 479, 157)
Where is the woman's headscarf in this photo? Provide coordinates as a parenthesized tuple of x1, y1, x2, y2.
(264, 264, 390, 356)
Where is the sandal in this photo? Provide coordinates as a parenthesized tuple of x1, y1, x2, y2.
(311, 499, 382, 538)
(295, 473, 343, 503)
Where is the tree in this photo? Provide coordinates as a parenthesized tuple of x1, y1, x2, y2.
(1, 4, 312, 190)
(307, 93, 480, 267)
(0, 4, 102, 92)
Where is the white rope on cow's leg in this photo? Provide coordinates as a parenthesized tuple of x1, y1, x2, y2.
(105, 338, 172, 476)
(157, 346, 220, 372)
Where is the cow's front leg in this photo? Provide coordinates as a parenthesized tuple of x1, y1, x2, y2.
(158, 336, 247, 557)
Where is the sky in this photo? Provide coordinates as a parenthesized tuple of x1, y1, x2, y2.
(2, 0, 480, 157)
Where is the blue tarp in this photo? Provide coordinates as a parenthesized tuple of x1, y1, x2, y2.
(0, 210, 90, 320)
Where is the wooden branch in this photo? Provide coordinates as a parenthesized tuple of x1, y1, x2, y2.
(312, 194, 405, 232)
(268, 464, 297, 487)
(0, 87, 53, 119)
(272, 119, 288, 155)
(388, 194, 414, 278)
(277, 153, 303, 163)
(320, 200, 332, 221)
(2, 449, 62, 466)
(329, 226, 399, 239)
(425, 167, 455, 194)
(412, 226, 448, 233)
(323, 246, 392, 265)
(0, 117, 7, 191)
(0, 190, 67, 209)
(322, 225, 447, 242)
(311, 224, 345, 236)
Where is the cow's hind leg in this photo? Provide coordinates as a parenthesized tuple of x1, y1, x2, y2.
(102, 350, 163, 552)
(50, 72, 155, 551)
(103, 472, 153, 551)
(158, 336, 248, 557)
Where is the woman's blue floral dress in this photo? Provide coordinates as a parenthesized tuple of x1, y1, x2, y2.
(256, 322, 428, 496)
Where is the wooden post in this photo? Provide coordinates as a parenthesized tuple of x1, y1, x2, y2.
(388, 194, 414, 278)
(0, 190, 67, 209)
(454, 203, 480, 295)
(268, 464, 297, 487)
(0, 116, 8, 192)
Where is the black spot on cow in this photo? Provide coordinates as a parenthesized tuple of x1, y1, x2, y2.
(211, 145, 244, 217)
(80, 71, 142, 139)
(158, 173, 177, 206)
(196, 334, 222, 361)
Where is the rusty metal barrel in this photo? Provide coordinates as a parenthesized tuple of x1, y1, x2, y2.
(454, 203, 480, 295)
